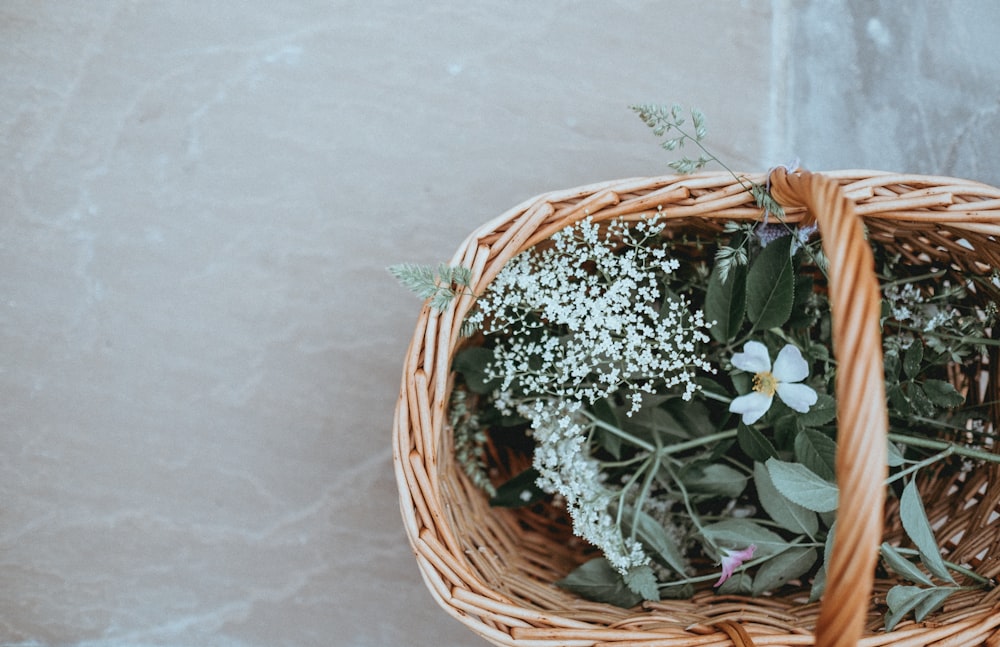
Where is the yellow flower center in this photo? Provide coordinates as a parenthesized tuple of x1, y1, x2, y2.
(753, 371, 778, 396)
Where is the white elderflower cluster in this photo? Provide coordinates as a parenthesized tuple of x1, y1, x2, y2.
(522, 401, 649, 573)
(471, 217, 714, 416)
(883, 282, 926, 328)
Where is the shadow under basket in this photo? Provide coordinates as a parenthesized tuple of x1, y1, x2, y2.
(393, 168, 1000, 647)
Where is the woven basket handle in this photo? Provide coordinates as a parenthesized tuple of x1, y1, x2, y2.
(768, 168, 888, 647)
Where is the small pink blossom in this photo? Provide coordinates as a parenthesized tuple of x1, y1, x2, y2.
(714, 544, 756, 587)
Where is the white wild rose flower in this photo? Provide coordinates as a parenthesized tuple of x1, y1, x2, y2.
(728, 341, 818, 425)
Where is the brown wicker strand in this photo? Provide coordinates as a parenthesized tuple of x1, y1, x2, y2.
(394, 169, 1000, 647)
(769, 168, 889, 647)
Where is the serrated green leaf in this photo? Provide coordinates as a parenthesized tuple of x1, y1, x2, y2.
(793, 428, 838, 482)
(881, 543, 934, 586)
(752, 547, 818, 595)
(679, 463, 748, 499)
(923, 379, 965, 408)
(766, 458, 839, 512)
(489, 468, 545, 508)
(717, 571, 752, 595)
(700, 519, 789, 559)
(773, 414, 802, 451)
(623, 564, 660, 600)
(622, 507, 688, 576)
(809, 561, 827, 602)
(908, 383, 935, 417)
(888, 383, 911, 415)
(705, 261, 747, 343)
(900, 479, 955, 583)
(452, 346, 499, 394)
(884, 585, 927, 631)
(754, 461, 819, 537)
(746, 235, 794, 330)
(798, 393, 837, 427)
(884, 585, 959, 631)
(557, 558, 643, 607)
(786, 274, 816, 329)
(884, 349, 901, 383)
(914, 586, 958, 621)
(737, 423, 778, 462)
(591, 398, 622, 459)
(903, 342, 924, 379)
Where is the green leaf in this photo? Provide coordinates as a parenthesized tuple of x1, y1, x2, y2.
(786, 274, 816, 328)
(705, 261, 747, 343)
(700, 519, 789, 559)
(766, 458, 839, 513)
(752, 547, 818, 596)
(489, 468, 545, 508)
(884, 585, 960, 631)
(737, 423, 778, 462)
(880, 543, 933, 586)
(452, 346, 499, 394)
(887, 383, 911, 416)
(793, 428, 838, 482)
(903, 342, 923, 379)
(809, 562, 827, 602)
(884, 585, 927, 631)
(717, 571, 752, 595)
(746, 235, 794, 330)
(754, 461, 819, 536)
(622, 507, 688, 576)
(591, 398, 622, 458)
(923, 379, 965, 408)
(662, 398, 715, 438)
(810, 524, 836, 602)
(679, 463, 748, 499)
(899, 479, 955, 583)
(798, 393, 837, 427)
(622, 397, 690, 442)
(623, 564, 660, 600)
(913, 586, 958, 621)
(773, 414, 802, 451)
(887, 441, 906, 468)
(556, 558, 643, 607)
(908, 383, 935, 417)
(884, 349, 901, 383)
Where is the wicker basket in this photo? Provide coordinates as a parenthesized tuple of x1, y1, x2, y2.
(393, 168, 1000, 647)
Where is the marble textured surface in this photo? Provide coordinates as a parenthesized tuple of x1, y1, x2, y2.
(2, 3, 998, 647)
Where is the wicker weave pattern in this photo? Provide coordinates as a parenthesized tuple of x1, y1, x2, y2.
(394, 170, 1000, 646)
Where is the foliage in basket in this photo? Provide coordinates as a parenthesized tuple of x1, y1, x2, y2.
(391, 105, 1000, 636)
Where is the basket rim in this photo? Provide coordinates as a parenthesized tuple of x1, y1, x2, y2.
(394, 168, 1000, 647)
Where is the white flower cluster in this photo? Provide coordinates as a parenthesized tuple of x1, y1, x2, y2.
(883, 281, 958, 334)
(522, 400, 649, 573)
(472, 217, 714, 415)
(470, 216, 715, 573)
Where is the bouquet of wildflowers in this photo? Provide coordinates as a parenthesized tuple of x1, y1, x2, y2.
(391, 105, 1000, 631)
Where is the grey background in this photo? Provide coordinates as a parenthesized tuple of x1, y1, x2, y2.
(2, 2, 998, 646)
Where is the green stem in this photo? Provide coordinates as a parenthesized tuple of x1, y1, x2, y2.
(879, 269, 948, 289)
(885, 448, 954, 486)
(585, 415, 656, 453)
(891, 547, 993, 587)
(890, 323, 1000, 348)
(889, 433, 1000, 465)
(658, 428, 739, 457)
